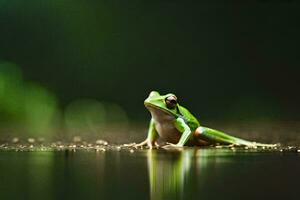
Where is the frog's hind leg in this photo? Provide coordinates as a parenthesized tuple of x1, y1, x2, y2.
(194, 126, 276, 147)
(191, 131, 211, 146)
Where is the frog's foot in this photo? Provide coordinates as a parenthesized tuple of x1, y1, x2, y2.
(162, 142, 183, 150)
(245, 142, 278, 148)
(124, 139, 159, 149)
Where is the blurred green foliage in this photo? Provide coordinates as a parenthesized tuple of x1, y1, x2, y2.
(64, 99, 128, 135)
(0, 62, 59, 135)
(0, 62, 128, 137)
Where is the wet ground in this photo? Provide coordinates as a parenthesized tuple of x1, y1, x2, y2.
(1, 122, 300, 200)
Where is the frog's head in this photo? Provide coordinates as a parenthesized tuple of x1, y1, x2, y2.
(144, 91, 180, 117)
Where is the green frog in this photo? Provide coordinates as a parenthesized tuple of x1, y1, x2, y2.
(133, 91, 276, 149)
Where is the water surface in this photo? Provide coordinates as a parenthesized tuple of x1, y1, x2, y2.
(0, 148, 299, 200)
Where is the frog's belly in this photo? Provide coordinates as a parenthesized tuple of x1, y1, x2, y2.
(154, 122, 181, 144)
(146, 105, 182, 143)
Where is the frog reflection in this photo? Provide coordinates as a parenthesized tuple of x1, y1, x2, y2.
(146, 150, 194, 200)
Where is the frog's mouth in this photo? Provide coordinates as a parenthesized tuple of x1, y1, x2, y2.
(144, 102, 177, 116)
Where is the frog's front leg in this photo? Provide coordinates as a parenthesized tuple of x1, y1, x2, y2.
(163, 118, 192, 149)
(134, 118, 159, 149)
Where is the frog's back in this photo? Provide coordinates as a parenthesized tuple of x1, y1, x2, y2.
(178, 105, 200, 131)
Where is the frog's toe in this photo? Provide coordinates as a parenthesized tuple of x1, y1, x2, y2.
(123, 142, 136, 147)
(134, 140, 148, 148)
(154, 142, 160, 148)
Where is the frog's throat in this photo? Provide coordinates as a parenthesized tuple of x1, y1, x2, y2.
(144, 102, 178, 117)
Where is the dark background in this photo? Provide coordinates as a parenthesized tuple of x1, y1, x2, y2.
(1, 0, 299, 121)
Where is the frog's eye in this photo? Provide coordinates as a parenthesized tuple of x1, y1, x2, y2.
(165, 96, 177, 109)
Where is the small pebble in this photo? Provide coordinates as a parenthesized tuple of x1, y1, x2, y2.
(28, 138, 35, 143)
(68, 145, 76, 148)
(12, 137, 19, 143)
(73, 136, 82, 143)
(130, 149, 134, 153)
(96, 140, 108, 146)
(96, 148, 106, 152)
